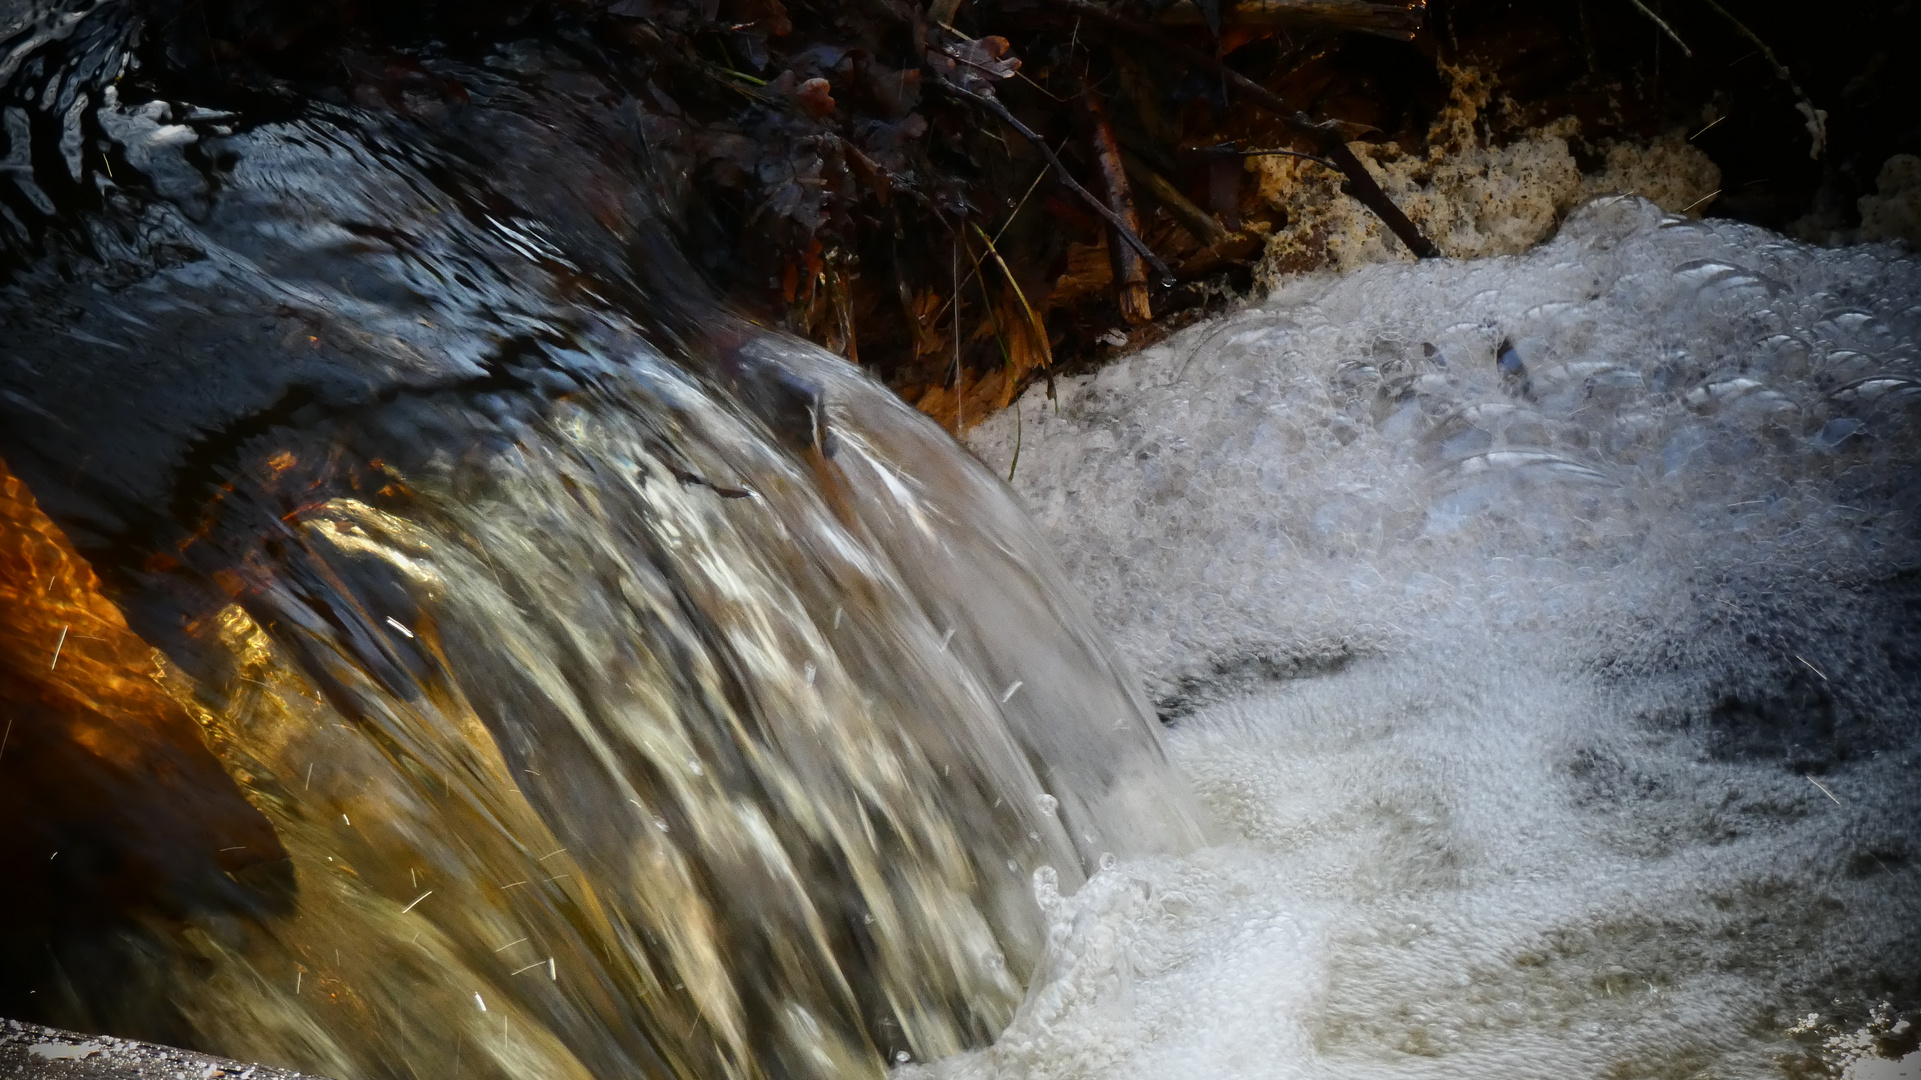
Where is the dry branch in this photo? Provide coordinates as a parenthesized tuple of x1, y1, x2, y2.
(1085, 88, 1153, 324)
(930, 72, 1179, 282)
(1121, 150, 1231, 246)
(1049, 0, 1440, 259)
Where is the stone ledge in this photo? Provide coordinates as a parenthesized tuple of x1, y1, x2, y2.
(1, 1020, 323, 1080)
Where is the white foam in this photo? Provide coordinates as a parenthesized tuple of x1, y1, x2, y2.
(935, 198, 1921, 1078)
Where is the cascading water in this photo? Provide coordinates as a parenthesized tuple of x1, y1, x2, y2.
(0, 4, 1206, 1077)
(103, 337, 1205, 1080)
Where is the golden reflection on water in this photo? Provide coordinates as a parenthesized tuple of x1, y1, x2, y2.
(0, 458, 281, 956)
(157, 600, 644, 1080)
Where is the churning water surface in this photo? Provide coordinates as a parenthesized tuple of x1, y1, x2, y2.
(957, 196, 1921, 1079)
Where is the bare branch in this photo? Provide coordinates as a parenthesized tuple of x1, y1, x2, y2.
(930, 72, 1178, 283)
(1047, 0, 1440, 259)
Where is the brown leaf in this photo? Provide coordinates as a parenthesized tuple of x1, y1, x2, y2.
(795, 76, 836, 117)
(928, 34, 1021, 96)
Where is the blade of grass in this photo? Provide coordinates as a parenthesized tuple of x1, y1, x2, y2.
(970, 223, 1052, 370)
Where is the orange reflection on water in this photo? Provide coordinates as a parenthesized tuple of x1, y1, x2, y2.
(0, 456, 282, 959)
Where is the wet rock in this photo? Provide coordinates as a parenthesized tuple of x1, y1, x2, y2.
(0, 1019, 323, 1080)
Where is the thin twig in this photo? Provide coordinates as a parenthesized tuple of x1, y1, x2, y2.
(1693, 0, 1824, 158)
(1008, 377, 1023, 481)
(1679, 189, 1720, 213)
(931, 73, 1177, 283)
(1624, 0, 1692, 57)
(997, 155, 1056, 245)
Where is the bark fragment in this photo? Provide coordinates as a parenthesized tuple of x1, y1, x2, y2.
(1085, 88, 1152, 325)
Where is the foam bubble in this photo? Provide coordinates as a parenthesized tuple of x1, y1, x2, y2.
(940, 198, 1921, 1079)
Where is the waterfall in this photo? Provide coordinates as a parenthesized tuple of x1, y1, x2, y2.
(0, 5, 1207, 1076)
(97, 333, 1205, 1080)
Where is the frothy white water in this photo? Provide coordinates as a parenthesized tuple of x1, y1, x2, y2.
(941, 197, 1921, 1079)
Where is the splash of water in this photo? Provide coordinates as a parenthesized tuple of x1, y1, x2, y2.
(954, 196, 1921, 1079)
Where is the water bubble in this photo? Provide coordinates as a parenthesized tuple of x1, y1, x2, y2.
(1036, 793, 1058, 815)
(1815, 417, 1865, 449)
(1032, 865, 1061, 912)
(1098, 852, 1117, 872)
(894, 1051, 910, 1064)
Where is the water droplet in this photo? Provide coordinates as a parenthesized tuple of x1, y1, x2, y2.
(1036, 792, 1058, 815)
(894, 1051, 910, 1064)
(1098, 852, 1117, 871)
(1032, 865, 1061, 910)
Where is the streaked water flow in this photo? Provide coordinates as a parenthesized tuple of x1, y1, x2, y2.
(0, 5, 1207, 1075)
(114, 340, 1209, 1080)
